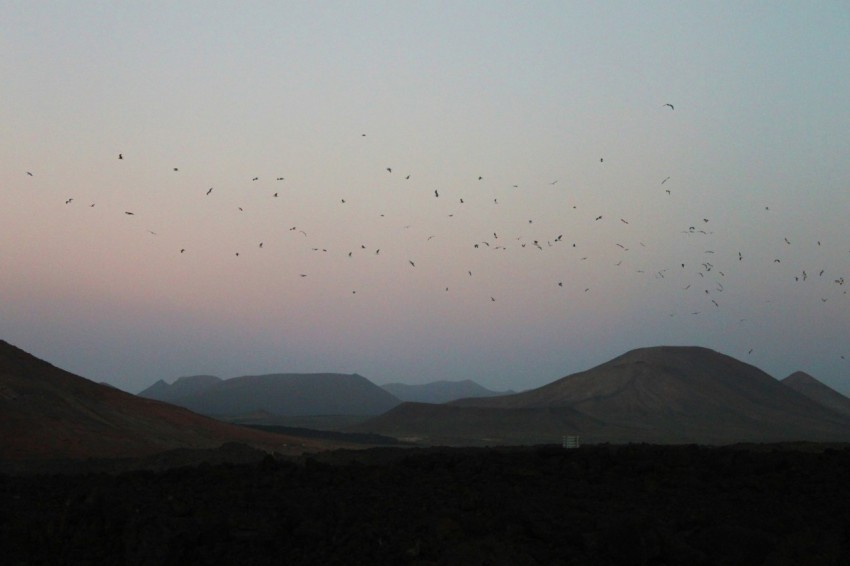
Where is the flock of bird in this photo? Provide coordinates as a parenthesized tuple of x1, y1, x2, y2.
(16, 105, 849, 364)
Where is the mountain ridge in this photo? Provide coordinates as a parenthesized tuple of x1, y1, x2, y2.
(139, 372, 400, 417)
(380, 379, 508, 404)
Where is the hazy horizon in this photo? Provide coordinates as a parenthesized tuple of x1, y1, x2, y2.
(2, 3, 848, 395)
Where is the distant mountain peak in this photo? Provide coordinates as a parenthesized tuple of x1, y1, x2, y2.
(781, 371, 850, 418)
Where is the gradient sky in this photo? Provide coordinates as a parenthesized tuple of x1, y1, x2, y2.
(2, 2, 849, 395)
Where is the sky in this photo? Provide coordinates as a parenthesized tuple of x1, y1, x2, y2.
(2, 2, 849, 395)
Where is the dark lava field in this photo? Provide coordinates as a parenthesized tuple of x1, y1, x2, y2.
(3, 443, 850, 565)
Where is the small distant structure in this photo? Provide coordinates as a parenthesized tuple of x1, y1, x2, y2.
(562, 435, 580, 449)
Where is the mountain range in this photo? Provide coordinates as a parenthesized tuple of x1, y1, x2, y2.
(5, 339, 850, 463)
(140, 373, 400, 417)
(349, 346, 850, 445)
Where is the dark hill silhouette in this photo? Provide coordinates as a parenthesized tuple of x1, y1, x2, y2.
(352, 346, 850, 445)
(348, 402, 606, 445)
(0, 340, 338, 461)
(781, 371, 850, 418)
(141, 373, 401, 418)
(380, 379, 508, 404)
(139, 374, 222, 402)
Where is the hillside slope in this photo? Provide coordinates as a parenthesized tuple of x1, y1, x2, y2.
(0, 340, 332, 460)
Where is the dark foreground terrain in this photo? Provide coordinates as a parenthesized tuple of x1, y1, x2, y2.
(3, 443, 850, 565)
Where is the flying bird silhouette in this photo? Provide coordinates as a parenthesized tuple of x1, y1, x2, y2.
(664, 103, 674, 110)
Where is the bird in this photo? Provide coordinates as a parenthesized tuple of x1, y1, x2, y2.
(434, 189, 439, 198)
(124, 211, 134, 215)
(276, 177, 284, 181)
(663, 103, 674, 110)
(173, 168, 178, 171)
(206, 187, 213, 195)
(27, 171, 33, 176)
(661, 176, 670, 184)
(252, 177, 258, 181)
(180, 249, 185, 253)
(118, 153, 123, 160)
(409, 260, 415, 267)
(386, 167, 392, 173)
